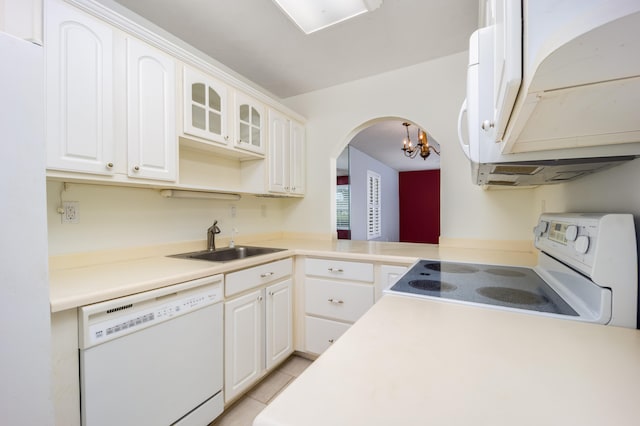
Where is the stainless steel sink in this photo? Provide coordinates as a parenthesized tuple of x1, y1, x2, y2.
(170, 246, 286, 262)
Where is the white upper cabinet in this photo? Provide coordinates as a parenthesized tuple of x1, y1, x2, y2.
(489, 0, 521, 143)
(268, 109, 305, 196)
(46, 0, 115, 175)
(268, 109, 288, 193)
(126, 38, 177, 181)
(234, 92, 265, 155)
(46, 0, 177, 183)
(183, 66, 230, 146)
(289, 119, 306, 195)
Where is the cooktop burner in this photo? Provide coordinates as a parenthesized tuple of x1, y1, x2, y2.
(484, 268, 527, 278)
(476, 287, 549, 306)
(389, 260, 578, 316)
(408, 280, 457, 292)
(424, 263, 480, 274)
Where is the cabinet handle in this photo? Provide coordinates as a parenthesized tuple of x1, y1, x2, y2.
(328, 268, 344, 273)
(133, 165, 140, 172)
(260, 272, 274, 278)
(106, 162, 114, 169)
(328, 339, 335, 344)
(328, 298, 344, 304)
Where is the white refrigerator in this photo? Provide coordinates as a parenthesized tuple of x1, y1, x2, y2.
(0, 31, 54, 424)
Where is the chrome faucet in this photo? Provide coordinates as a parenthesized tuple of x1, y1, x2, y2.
(207, 220, 221, 251)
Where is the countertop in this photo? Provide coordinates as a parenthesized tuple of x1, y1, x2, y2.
(49, 238, 537, 312)
(254, 294, 640, 426)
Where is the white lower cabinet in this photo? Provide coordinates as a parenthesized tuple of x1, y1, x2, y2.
(265, 279, 293, 369)
(304, 316, 350, 355)
(224, 259, 293, 403)
(303, 258, 374, 355)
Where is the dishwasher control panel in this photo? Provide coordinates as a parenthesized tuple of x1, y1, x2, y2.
(79, 275, 223, 349)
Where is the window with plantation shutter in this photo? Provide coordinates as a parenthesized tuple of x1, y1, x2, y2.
(336, 184, 350, 230)
(367, 170, 381, 239)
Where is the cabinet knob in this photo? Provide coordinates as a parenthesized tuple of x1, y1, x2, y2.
(257, 295, 263, 301)
(133, 165, 140, 172)
(328, 339, 335, 344)
(106, 162, 114, 169)
(481, 120, 494, 131)
(328, 298, 344, 304)
(224, 135, 229, 141)
(260, 272, 275, 278)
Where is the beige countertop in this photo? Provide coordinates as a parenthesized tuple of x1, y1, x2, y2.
(254, 294, 640, 426)
(49, 238, 537, 312)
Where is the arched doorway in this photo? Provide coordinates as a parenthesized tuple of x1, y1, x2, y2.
(335, 118, 441, 243)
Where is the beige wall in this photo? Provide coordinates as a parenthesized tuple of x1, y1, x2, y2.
(532, 158, 640, 220)
(282, 52, 537, 243)
(47, 181, 288, 255)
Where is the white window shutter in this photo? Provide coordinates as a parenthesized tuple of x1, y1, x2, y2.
(366, 171, 381, 239)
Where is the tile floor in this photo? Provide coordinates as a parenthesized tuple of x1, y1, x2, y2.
(210, 355, 313, 426)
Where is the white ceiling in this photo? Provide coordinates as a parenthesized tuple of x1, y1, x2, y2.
(104, 0, 478, 172)
(341, 119, 441, 174)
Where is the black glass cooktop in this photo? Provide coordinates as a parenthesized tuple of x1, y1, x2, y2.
(389, 260, 578, 316)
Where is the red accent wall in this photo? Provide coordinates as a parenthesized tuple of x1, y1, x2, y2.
(399, 170, 440, 243)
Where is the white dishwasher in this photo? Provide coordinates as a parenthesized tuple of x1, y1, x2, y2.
(78, 275, 224, 426)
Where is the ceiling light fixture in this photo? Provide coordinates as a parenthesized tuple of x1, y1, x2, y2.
(401, 122, 440, 160)
(272, 0, 383, 34)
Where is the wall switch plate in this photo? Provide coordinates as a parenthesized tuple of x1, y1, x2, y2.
(62, 201, 79, 224)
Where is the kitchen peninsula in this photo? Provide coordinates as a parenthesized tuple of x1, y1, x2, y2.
(254, 294, 640, 426)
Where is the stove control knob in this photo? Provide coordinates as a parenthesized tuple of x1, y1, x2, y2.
(575, 235, 590, 254)
(566, 225, 578, 241)
(535, 221, 549, 236)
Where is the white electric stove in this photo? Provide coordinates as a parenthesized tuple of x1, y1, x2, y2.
(386, 213, 638, 328)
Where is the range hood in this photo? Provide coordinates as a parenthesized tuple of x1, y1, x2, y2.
(458, 1, 640, 187)
(474, 156, 637, 187)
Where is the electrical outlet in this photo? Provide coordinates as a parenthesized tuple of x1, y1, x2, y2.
(261, 204, 267, 218)
(230, 205, 237, 218)
(62, 201, 79, 224)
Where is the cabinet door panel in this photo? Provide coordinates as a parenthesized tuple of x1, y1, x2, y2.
(126, 38, 176, 181)
(266, 279, 293, 370)
(183, 67, 229, 145)
(235, 92, 264, 154)
(46, 0, 114, 174)
(268, 110, 289, 193)
(289, 120, 305, 195)
(224, 290, 263, 403)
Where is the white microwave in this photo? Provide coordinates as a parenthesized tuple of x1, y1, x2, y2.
(457, 0, 640, 187)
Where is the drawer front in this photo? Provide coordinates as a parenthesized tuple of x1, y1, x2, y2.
(305, 278, 373, 323)
(305, 258, 373, 282)
(226, 258, 292, 297)
(304, 316, 350, 355)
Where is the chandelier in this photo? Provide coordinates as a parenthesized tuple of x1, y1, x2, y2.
(401, 122, 440, 160)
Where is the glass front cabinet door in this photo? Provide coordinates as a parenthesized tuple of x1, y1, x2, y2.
(235, 91, 265, 155)
(183, 66, 229, 146)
